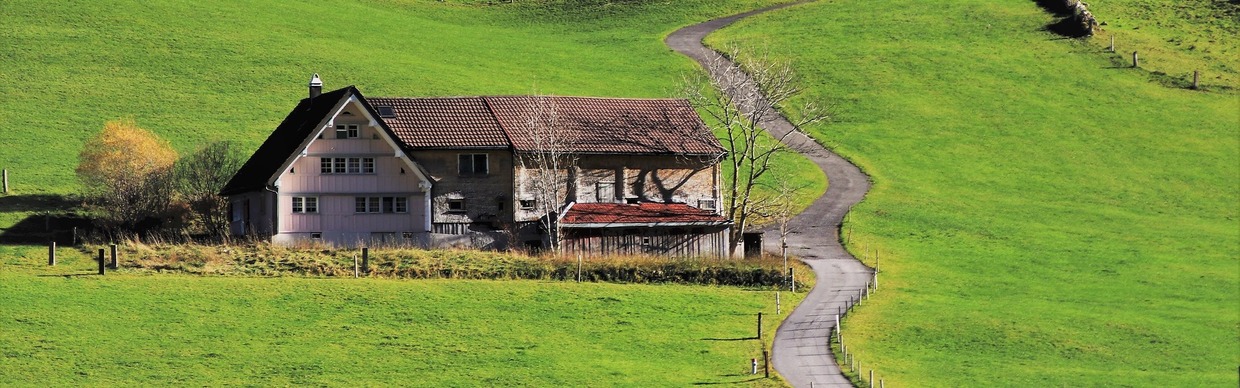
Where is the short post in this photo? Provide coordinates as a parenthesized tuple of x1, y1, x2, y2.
(353, 254, 360, 278)
(763, 350, 770, 378)
(835, 314, 841, 336)
(361, 247, 369, 274)
(48, 241, 56, 266)
(875, 249, 880, 272)
(874, 272, 879, 291)
(776, 292, 781, 315)
(881, 379, 885, 388)
(1109, 35, 1115, 52)
(72, 227, 77, 246)
(757, 312, 763, 339)
(788, 267, 795, 292)
(1132, 51, 1139, 67)
(97, 248, 105, 275)
(1192, 70, 1199, 89)
(751, 358, 758, 374)
(2, 168, 7, 194)
(576, 254, 583, 282)
(109, 243, 118, 269)
(869, 370, 874, 387)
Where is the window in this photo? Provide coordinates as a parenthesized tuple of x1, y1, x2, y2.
(336, 124, 359, 139)
(292, 197, 318, 213)
(519, 199, 536, 210)
(377, 106, 396, 118)
(310, 232, 322, 239)
(457, 154, 488, 176)
(698, 199, 717, 211)
(347, 157, 361, 174)
(320, 158, 375, 174)
(597, 182, 615, 202)
(355, 197, 408, 214)
(447, 199, 466, 212)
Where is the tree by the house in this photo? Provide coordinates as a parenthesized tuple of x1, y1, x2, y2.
(681, 46, 828, 256)
(175, 141, 244, 238)
(76, 119, 179, 232)
(513, 95, 578, 254)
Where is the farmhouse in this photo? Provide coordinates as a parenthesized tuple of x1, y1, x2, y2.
(221, 75, 731, 257)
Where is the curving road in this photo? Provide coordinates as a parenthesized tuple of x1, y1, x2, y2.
(666, 2, 875, 387)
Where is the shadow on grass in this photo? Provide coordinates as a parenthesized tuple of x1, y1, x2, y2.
(701, 337, 755, 341)
(0, 194, 93, 244)
(692, 376, 764, 385)
(36, 272, 102, 278)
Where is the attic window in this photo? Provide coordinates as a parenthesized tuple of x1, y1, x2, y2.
(377, 106, 396, 118)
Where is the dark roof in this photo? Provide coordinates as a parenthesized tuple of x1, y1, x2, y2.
(220, 86, 355, 195)
(367, 97, 509, 149)
(560, 202, 730, 226)
(366, 96, 723, 155)
(485, 96, 724, 155)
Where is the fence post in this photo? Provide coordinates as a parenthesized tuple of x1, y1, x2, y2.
(72, 227, 77, 246)
(751, 358, 757, 374)
(1109, 35, 1115, 52)
(2, 168, 7, 194)
(577, 254, 582, 282)
(870, 370, 874, 387)
(1192, 70, 1199, 89)
(97, 248, 105, 275)
(789, 267, 795, 292)
(48, 241, 56, 266)
(776, 292, 781, 315)
(757, 312, 763, 339)
(361, 247, 369, 275)
(1132, 51, 1139, 67)
(109, 243, 118, 269)
(763, 350, 769, 378)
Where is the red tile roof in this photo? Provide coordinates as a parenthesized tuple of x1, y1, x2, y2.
(367, 96, 724, 155)
(486, 96, 724, 155)
(561, 203, 730, 226)
(367, 97, 509, 149)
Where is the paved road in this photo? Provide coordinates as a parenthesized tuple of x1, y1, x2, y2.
(666, 3, 875, 387)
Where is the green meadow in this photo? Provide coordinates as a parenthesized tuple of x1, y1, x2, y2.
(0, 0, 823, 231)
(711, 0, 1238, 386)
(0, 247, 796, 386)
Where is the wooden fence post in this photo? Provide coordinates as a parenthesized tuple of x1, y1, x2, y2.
(109, 243, 118, 269)
(1132, 51, 1139, 67)
(757, 312, 763, 339)
(353, 254, 360, 278)
(1109, 35, 1114, 52)
(1192, 70, 1199, 89)
(97, 248, 105, 275)
(763, 350, 770, 378)
(2, 168, 7, 194)
(48, 241, 56, 266)
(870, 370, 874, 387)
(361, 247, 369, 275)
(789, 267, 795, 292)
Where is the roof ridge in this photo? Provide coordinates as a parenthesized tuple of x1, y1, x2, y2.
(368, 95, 689, 101)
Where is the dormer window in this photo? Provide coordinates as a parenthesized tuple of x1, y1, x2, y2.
(335, 124, 359, 139)
(377, 106, 396, 118)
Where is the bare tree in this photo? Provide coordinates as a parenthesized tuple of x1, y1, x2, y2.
(681, 46, 828, 256)
(175, 141, 245, 238)
(513, 95, 579, 254)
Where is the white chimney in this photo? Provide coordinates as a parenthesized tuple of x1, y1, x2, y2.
(308, 73, 322, 98)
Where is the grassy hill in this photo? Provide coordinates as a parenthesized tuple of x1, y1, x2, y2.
(0, 0, 824, 233)
(711, 0, 1238, 386)
(0, 247, 796, 386)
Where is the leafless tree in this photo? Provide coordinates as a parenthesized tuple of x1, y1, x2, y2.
(175, 141, 245, 239)
(681, 46, 828, 256)
(513, 95, 579, 254)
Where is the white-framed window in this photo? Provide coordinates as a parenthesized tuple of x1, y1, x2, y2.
(447, 199, 466, 212)
(292, 196, 318, 213)
(519, 199, 536, 210)
(457, 154, 488, 176)
(698, 199, 717, 211)
(336, 124, 360, 139)
(355, 196, 408, 214)
(320, 157, 375, 174)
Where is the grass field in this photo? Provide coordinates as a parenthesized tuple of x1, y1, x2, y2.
(711, 0, 1238, 386)
(0, 0, 824, 234)
(0, 246, 800, 386)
